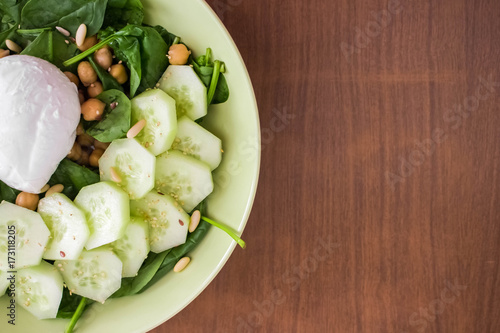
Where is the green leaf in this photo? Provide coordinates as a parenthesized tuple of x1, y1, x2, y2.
(151, 25, 177, 48)
(0, 180, 20, 203)
(20, 30, 80, 71)
(85, 89, 131, 142)
(20, 0, 108, 36)
(135, 26, 168, 95)
(88, 56, 123, 91)
(108, 35, 142, 96)
(103, 0, 143, 29)
(139, 220, 211, 292)
(48, 159, 100, 200)
(57, 288, 93, 319)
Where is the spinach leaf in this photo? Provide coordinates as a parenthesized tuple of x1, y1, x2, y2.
(191, 49, 230, 104)
(0, 180, 19, 203)
(20, 0, 108, 36)
(151, 25, 177, 49)
(96, 25, 167, 96)
(139, 220, 211, 292)
(57, 288, 92, 319)
(112, 250, 170, 298)
(0, 0, 27, 47)
(88, 56, 123, 91)
(85, 89, 131, 142)
(103, 0, 143, 29)
(135, 26, 168, 94)
(20, 30, 79, 71)
(108, 35, 141, 95)
(48, 159, 100, 200)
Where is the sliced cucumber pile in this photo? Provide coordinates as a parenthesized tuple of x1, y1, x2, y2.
(155, 150, 214, 212)
(0, 201, 50, 270)
(172, 116, 222, 170)
(99, 138, 156, 200)
(38, 193, 90, 260)
(110, 216, 150, 277)
(130, 89, 178, 156)
(158, 65, 207, 120)
(131, 191, 190, 253)
(16, 261, 63, 319)
(55, 248, 122, 303)
(74, 182, 130, 250)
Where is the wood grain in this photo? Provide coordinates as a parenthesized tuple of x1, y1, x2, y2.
(152, 0, 500, 332)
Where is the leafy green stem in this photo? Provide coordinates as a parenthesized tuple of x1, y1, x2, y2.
(48, 31, 54, 63)
(205, 48, 212, 66)
(201, 216, 246, 249)
(63, 35, 117, 66)
(207, 60, 221, 105)
(17, 27, 52, 35)
(172, 36, 180, 45)
(64, 297, 87, 333)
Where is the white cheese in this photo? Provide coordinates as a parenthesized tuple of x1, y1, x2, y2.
(0, 55, 81, 193)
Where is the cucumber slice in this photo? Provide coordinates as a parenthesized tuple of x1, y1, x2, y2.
(99, 138, 156, 199)
(74, 182, 130, 250)
(155, 150, 214, 212)
(55, 248, 122, 303)
(110, 216, 150, 277)
(0, 201, 50, 271)
(0, 270, 8, 296)
(16, 261, 63, 319)
(38, 193, 90, 260)
(131, 191, 189, 253)
(172, 116, 222, 170)
(131, 89, 178, 156)
(158, 65, 207, 120)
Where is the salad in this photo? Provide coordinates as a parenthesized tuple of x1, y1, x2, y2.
(0, 0, 245, 331)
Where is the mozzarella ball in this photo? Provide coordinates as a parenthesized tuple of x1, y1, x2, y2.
(0, 55, 81, 193)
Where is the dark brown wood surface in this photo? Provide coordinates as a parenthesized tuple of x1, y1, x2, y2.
(153, 0, 500, 332)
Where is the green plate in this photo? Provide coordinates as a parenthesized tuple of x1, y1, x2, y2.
(0, 0, 260, 331)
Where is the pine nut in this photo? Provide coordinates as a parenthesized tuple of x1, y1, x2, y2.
(46, 184, 64, 197)
(189, 210, 201, 233)
(76, 24, 87, 47)
(110, 167, 122, 183)
(127, 119, 146, 138)
(40, 184, 50, 193)
(173, 257, 191, 273)
(55, 26, 70, 37)
(0, 49, 9, 59)
(5, 39, 21, 53)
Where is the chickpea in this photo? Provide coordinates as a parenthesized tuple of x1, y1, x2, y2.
(0, 48, 10, 59)
(77, 61, 97, 86)
(94, 47, 113, 70)
(67, 142, 82, 161)
(94, 139, 110, 150)
(168, 44, 191, 65)
(81, 98, 105, 121)
(109, 64, 128, 84)
(89, 148, 105, 167)
(87, 81, 103, 98)
(78, 149, 90, 166)
(64, 71, 80, 86)
(77, 133, 94, 147)
(15, 192, 39, 211)
(76, 122, 85, 136)
(77, 35, 98, 52)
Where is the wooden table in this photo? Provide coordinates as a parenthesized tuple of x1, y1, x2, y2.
(154, 0, 500, 332)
